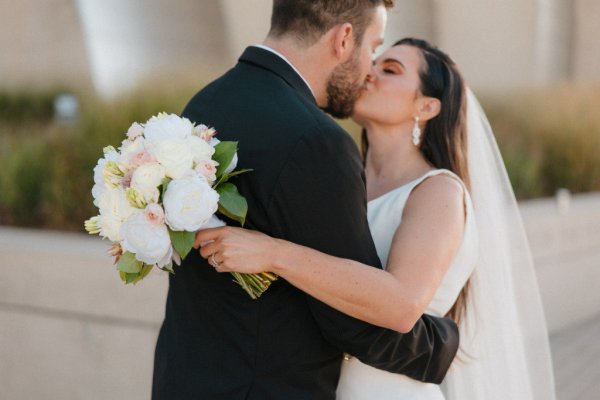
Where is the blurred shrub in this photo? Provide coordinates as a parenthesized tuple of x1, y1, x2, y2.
(0, 84, 599, 231)
(481, 85, 600, 199)
(0, 89, 62, 123)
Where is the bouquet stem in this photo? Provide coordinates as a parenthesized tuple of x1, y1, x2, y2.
(230, 272, 278, 299)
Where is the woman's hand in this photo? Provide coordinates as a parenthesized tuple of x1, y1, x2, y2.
(194, 227, 281, 274)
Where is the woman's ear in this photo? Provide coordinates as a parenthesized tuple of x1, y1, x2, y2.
(418, 97, 442, 122)
(332, 23, 354, 60)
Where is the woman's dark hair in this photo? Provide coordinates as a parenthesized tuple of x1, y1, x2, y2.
(361, 38, 470, 324)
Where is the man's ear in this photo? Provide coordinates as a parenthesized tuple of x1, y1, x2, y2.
(332, 23, 354, 60)
(418, 97, 442, 122)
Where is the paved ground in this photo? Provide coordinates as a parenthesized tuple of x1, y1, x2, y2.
(551, 313, 600, 400)
(1, 221, 599, 399)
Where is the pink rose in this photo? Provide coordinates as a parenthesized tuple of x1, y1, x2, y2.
(193, 124, 217, 142)
(130, 150, 156, 167)
(144, 203, 165, 227)
(195, 160, 218, 184)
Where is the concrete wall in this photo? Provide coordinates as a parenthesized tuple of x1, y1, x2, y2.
(432, 0, 538, 91)
(573, 0, 600, 82)
(2, 0, 599, 97)
(0, 0, 92, 89)
(0, 229, 165, 399)
(75, 0, 230, 97)
(1, 192, 599, 399)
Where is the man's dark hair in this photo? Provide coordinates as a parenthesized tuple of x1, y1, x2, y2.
(269, 0, 395, 46)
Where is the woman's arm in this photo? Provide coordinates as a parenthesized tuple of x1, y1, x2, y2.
(196, 175, 466, 333)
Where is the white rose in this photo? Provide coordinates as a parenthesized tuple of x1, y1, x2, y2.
(144, 113, 193, 142)
(126, 122, 144, 140)
(120, 213, 172, 266)
(210, 137, 238, 175)
(92, 150, 120, 205)
(148, 138, 194, 179)
(97, 187, 137, 218)
(130, 163, 165, 203)
(188, 135, 215, 164)
(163, 172, 219, 231)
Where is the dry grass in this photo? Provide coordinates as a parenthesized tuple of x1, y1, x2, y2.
(481, 84, 600, 198)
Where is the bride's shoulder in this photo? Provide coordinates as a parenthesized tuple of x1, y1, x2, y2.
(405, 170, 466, 215)
(415, 170, 465, 196)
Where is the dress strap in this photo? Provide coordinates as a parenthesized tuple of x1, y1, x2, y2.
(409, 169, 467, 195)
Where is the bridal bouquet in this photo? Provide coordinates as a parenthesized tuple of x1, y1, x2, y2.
(84, 113, 277, 299)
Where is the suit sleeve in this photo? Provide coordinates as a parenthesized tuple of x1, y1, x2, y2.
(267, 124, 459, 384)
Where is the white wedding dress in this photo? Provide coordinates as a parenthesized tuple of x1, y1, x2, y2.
(336, 169, 477, 400)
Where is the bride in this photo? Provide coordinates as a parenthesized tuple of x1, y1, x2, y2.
(195, 38, 555, 400)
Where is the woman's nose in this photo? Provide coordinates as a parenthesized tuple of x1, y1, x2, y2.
(365, 66, 376, 82)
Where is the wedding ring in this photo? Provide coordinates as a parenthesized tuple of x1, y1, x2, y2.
(210, 253, 220, 268)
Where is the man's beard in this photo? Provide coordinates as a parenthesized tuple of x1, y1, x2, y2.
(323, 51, 364, 119)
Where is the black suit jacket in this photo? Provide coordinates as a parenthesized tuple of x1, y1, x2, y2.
(152, 47, 459, 400)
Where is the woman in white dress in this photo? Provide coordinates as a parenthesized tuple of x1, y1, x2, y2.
(196, 38, 555, 400)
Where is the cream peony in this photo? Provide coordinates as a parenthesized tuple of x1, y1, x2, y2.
(94, 187, 139, 241)
(163, 172, 219, 231)
(147, 138, 194, 179)
(130, 163, 166, 203)
(120, 212, 172, 266)
(119, 137, 148, 169)
(188, 135, 215, 164)
(97, 213, 124, 242)
(144, 113, 193, 142)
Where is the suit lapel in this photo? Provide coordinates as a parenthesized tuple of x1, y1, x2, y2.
(238, 46, 316, 105)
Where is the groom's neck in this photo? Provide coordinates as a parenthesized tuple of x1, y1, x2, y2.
(262, 36, 333, 107)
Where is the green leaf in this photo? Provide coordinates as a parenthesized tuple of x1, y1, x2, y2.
(160, 263, 174, 274)
(213, 168, 253, 189)
(117, 252, 143, 274)
(217, 183, 248, 226)
(124, 272, 139, 284)
(159, 178, 172, 203)
(213, 141, 238, 177)
(169, 229, 196, 260)
(119, 270, 139, 284)
(131, 263, 153, 284)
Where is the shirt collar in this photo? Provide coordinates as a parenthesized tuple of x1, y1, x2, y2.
(252, 44, 315, 98)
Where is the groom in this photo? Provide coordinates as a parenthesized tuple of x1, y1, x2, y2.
(152, 1, 459, 399)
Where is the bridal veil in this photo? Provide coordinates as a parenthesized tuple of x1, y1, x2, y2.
(441, 90, 556, 400)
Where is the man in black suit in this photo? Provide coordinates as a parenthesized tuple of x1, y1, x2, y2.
(152, 1, 459, 399)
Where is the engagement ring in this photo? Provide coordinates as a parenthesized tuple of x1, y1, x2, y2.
(210, 253, 220, 268)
